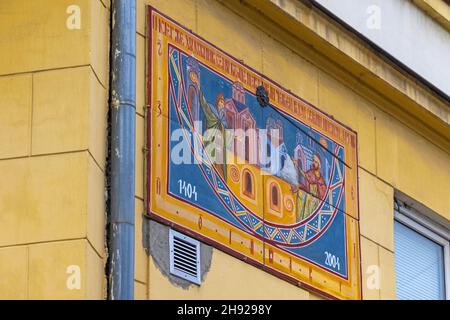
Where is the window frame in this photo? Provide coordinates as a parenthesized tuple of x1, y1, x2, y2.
(394, 202, 450, 300)
(242, 169, 255, 200)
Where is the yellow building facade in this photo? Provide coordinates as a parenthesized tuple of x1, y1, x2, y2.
(0, 0, 449, 300)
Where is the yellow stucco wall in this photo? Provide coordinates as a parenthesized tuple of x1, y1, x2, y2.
(135, 0, 449, 300)
(0, 0, 448, 300)
(0, 0, 109, 299)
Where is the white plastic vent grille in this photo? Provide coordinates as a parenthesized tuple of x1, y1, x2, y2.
(169, 229, 201, 285)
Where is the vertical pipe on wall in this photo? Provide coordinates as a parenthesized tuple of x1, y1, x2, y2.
(108, 0, 136, 300)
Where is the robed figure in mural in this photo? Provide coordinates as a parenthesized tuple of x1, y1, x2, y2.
(292, 153, 327, 221)
(188, 67, 229, 181)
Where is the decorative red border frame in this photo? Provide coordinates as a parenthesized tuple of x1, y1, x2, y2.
(145, 5, 363, 300)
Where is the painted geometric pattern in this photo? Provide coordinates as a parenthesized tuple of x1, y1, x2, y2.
(168, 48, 345, 247)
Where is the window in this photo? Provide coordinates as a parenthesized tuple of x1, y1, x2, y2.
(394, 203, 450, 300)
(226, 114, 233, 128)
(169, 229, 201, 285)
(188, 86, 198, 121)
(269, 182, 281, 212)
(242, 170, 254, 199)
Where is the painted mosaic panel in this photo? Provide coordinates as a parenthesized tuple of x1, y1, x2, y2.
(147, 7, 362, 299)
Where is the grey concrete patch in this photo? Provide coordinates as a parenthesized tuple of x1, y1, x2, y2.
(142, 218, 212, 289)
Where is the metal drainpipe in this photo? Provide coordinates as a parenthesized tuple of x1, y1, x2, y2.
(108, 0, 136, 300)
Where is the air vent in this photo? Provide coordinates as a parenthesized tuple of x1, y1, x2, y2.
(169, 229, 201, 285)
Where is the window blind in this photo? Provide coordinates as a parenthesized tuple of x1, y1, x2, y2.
(394, 220, 445, 300)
